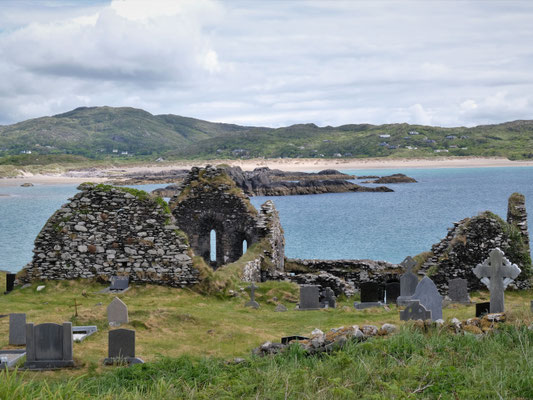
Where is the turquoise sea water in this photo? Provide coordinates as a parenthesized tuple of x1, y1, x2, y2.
(1, 168, 532, 273)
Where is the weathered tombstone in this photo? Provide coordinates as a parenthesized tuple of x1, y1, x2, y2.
(448, 278, 470, 303)
(360, 282, 384, 303)
(72, 325, 98, 342)
(410, 276, 442, 321)
(473, 248, 521, 313)
(245, 282, 260, 309)
(299, 285, 321, 310)
(5, 274, 15, 293)
(9, 313, 26, 345)
(321, 287, 336, 308)
(530, 300, 533, 313)
(103, 329, 144, 365)
(110, 276, 129, 291)
(107, 297, 128, 326)
(397, 256, 418, 305)
(25, 322, 74, 369)
(385, 282, 401, 304)
(399, 300, 432, 321)
(354, 282, 384, 309)
(476, 302, 491, 317)
(0, 350, 26, 369)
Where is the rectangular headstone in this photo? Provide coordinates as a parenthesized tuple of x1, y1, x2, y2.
(321, 287, 336, 308)
(104, 329, 143, 365)
(107, 297, 128, 325)
(299, 285, 320, 310)
(530, 300, 533, 313)
(360, 282, 384, 303)
(25, 322, 74, 369)
(385, 282, 400, 304)
(410, 276, 442, 321)
(110, 276, 129, 291)
(400, 300, 432, 321)
(9, 313, 26, 345)
(448, 278, 470, 303)
(475, 302, 491, 317)
(5, 274, 15, 293)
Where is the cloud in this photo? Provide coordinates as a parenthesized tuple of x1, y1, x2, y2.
(0, 0, 533, 128)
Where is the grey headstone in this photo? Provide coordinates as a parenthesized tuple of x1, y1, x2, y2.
(397, 257, 418, 305)
(299, 285, 320, 310)
(245, 282, 260, 309)
(360, 282, 384, 303)
(473, 248, 521, 313)
(25, 322, 74, 369)
(448, 278, 470, 303)
(530, 300, 533, 313)
(5, 274, 16, 293)
(400, 300, 432, 321)
(321, 287, 336, 308)
(107, 297, 128, 326)
(110, 276, 129, 291)
(104, 329, 144, 365)
(410, 276, 443, 321)
(9, 313, 26, 345)
(385, 282, 400, 304)
(476, 302, 491, 317)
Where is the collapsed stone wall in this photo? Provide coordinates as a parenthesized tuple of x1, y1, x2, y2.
(170, 165, 285, 277)
(282, 259, 402, 296)
(419, 195, 531, 291)
(22, 183, 199, 287)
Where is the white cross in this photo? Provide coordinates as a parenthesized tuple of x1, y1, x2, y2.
(473, 248, 521, 313)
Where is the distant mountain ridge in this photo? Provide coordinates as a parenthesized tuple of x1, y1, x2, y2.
(1, 106, 533, 161)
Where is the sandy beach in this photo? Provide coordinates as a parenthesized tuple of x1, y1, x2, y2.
(1, 157, 532, 187)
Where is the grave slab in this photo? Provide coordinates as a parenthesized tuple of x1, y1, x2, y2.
(385, 282, 401, 304)
(400, 300, 432, 321)
(24, 322, 74, 369)
(99, 276, 131, 294)
(9, 313, 26, 345)
(299, 285, 321, 310)
(353, 301, 383, 310)
(72, 326, 98, 342)
(103, 329, 144, 365)
(360, 282, 385, 303)
(475, 302, 491, 317)
(0, 350, 26, 369)
(448, 278, 470, 303)
(410, 276, 443, 321)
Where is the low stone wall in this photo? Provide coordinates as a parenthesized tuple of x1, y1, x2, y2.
(22, 183, 199, 287)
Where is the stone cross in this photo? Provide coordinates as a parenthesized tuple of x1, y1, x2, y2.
(473, 248, 521, 313)
(245, 282, 260, 309)
(401, 256, 416, 273)
(397, 256, 418, 305)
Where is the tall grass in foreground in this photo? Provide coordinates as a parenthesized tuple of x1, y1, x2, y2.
(1, 325, 531, 400)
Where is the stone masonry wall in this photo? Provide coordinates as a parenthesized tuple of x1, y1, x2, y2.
(22, 183, 199, 287)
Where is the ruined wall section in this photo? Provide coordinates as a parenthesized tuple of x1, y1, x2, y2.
(22, 183, 199, 287)
(507, 192, 530, 252)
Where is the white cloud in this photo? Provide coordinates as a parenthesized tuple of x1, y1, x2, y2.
(0, 0, 532, 127)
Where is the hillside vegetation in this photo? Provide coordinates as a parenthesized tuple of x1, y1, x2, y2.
(2, 106, 533, 164)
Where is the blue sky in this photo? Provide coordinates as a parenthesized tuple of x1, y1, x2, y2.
(0, 0, 532, 127)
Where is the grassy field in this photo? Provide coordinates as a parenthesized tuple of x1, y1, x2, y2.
(0, 273, 532, 398)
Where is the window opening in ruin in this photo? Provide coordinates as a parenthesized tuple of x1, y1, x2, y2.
(242, 239, 248, 254)
(210, 229, 216, 262)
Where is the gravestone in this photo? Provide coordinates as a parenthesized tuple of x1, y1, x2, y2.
(397, 256, 418, 305)
(473, 248, 521, 313)
(410, 276, 442, 321)
(25, 322, 74, 369)
(9, 313, 26, 345)
(107, 297, 128, 326)
(299, 285, 321, 310)
(531, 300, 533, 313)
(103, 329, 144, 365)
(475, 302, 491, 317)
(72, 326, 98, 342)
(448, 278, 470, 303)
(245, 282, 260, 309)
(385, 282, 400, 304)
(110, 276, 129, 291)
(354, 282, 384, 309)
(0, 350, 26, 369)
(321, 287, 336, 308)
(5, 274, 15, 293)
(399, 300, 432, 321)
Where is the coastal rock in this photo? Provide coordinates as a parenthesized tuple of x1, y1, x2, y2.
(373, 174, 417, 184)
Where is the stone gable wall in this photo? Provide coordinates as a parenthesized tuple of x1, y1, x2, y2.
(22, 183, 199, 287)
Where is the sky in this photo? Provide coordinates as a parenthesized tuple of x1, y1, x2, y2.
(0, 0, 532, 128)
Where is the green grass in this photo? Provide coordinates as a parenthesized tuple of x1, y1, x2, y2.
(0, 275, 532, 398)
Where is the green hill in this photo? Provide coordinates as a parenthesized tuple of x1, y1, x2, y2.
(1, 106, 533, 163)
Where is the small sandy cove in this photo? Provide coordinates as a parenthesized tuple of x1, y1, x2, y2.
(1, 157, 533, 187)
